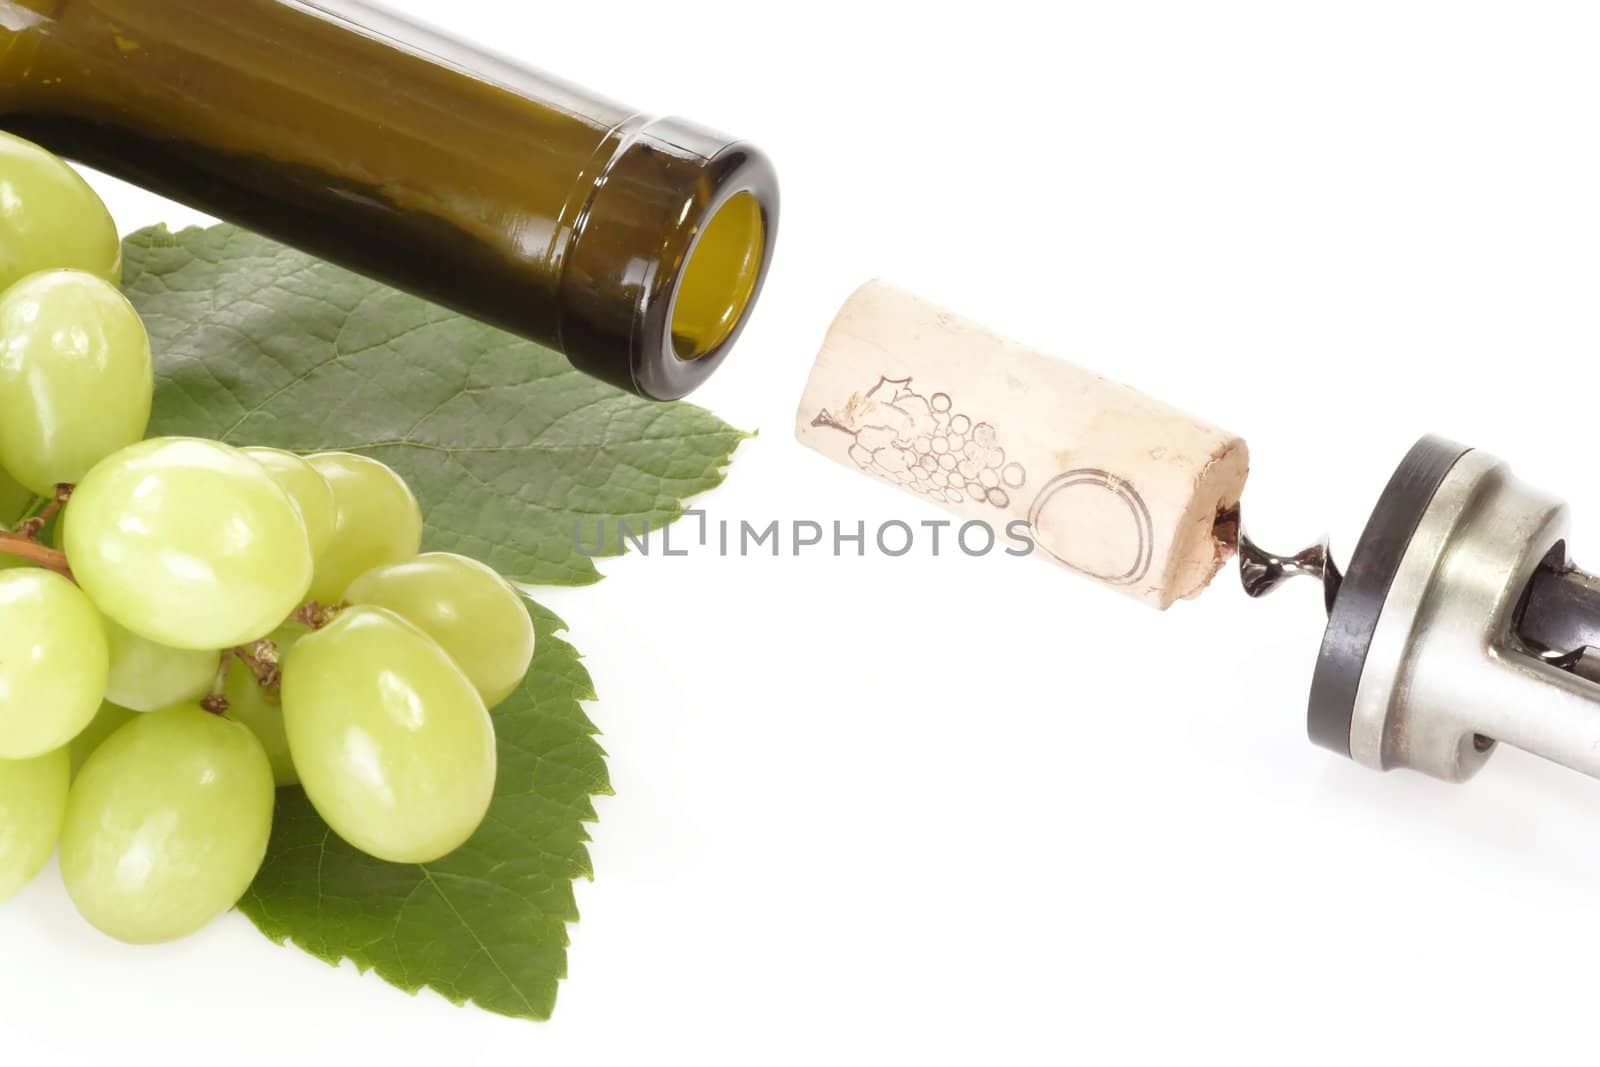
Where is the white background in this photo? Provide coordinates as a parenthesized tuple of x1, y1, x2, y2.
(7, 1, 1600, 1063)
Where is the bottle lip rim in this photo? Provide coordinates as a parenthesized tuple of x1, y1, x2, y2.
(557, 117, 780, 401)
(631, 141, 780, 401)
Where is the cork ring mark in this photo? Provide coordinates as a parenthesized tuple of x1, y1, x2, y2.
(1027, 469, 1154, 585)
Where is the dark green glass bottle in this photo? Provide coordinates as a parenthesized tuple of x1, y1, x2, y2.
(0, 0, 778, 399)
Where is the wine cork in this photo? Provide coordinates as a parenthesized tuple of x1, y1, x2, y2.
(795, 282, 1248, 609)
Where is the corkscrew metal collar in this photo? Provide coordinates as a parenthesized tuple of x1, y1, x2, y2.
(1240, 436, 1600, 784)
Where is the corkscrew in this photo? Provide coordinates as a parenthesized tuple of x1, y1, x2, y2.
(793, 286, 1600, 790)
(1241, 435, 1600, 783)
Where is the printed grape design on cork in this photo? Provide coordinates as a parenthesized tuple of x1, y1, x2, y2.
(811, 376, 1027, 508)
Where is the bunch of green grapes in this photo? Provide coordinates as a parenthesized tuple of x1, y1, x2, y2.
(0, 133, 536, 943)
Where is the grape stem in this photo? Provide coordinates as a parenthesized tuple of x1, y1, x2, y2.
(203, 654, 233, 715)
(0, 530, 72, 578)
(15, 483, 73, 539)
(0, 484, 75, 579)
(235, 639, 282, 690)
(212, 600, 343, 711)
(296, 600, 346, 630)
(214, 605, 344, 706)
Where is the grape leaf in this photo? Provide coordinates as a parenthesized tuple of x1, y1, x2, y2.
(121, 223, 747, 1020)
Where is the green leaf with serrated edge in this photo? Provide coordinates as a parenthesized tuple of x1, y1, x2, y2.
(122, 223, 749, 587)
(121, 223, 746, 1021)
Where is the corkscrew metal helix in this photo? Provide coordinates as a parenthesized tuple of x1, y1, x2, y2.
(1239, 530, 1342, 613)
(1236, 435, 1600, 784)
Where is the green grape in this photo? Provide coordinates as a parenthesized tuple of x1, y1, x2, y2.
(224, 620, 311, 787)
(103, 617, 220, 713)
(0, 131, 121, 293)
(306, 452, 423, 603)
(63, 437, 315, 650)
(59, 704, 274, 944)
(241, 447, 337, 560)
(0, 465, 33, 529)
(282, 606, 495, 863)
(0, 270, 153, 496)
(346, 553, 535, 708)
(0, 569, 108, 759)
(69, 702, 138, 777)
(0, 747, 70, 903)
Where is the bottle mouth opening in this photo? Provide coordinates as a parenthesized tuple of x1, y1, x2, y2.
(557, 121, 779, 400)
(669, 191, 766, 361)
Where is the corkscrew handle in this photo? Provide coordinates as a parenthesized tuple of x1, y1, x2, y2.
(1252, 436, 1600, 785)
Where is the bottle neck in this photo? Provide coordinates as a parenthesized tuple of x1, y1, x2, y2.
(0, 0, 780, 399)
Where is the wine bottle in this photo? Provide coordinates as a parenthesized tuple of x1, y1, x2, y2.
(0, 0, 779, 399)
